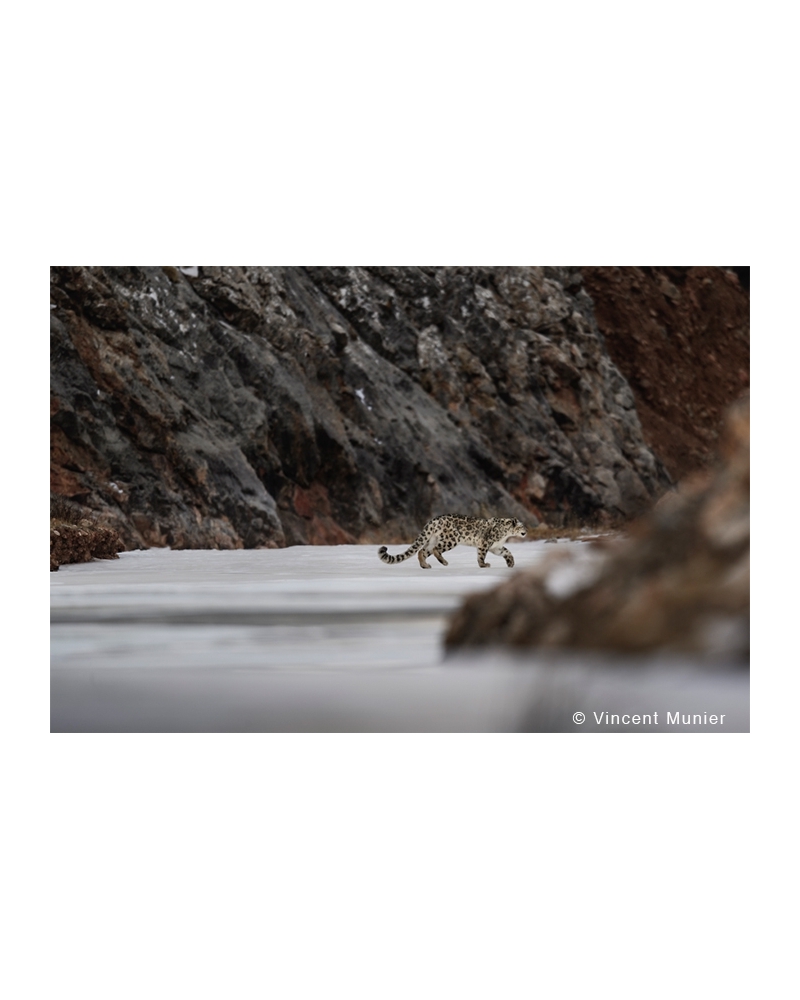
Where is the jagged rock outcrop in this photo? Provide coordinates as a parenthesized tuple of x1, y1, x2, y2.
(50, 494, 124, 571)
(445, 396, 749, 659)
(580, 266, 750, 481)
(51, 266, 673, 550)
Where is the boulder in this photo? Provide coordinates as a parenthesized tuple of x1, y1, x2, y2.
(50, 494, 124, 571)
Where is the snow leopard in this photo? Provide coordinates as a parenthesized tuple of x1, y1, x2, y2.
(378, 515, 527, 569)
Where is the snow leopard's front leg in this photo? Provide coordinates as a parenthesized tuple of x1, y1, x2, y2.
(492, 544, 514, 568)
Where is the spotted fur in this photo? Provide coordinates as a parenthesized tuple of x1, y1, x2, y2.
(378, 515, 527, 569)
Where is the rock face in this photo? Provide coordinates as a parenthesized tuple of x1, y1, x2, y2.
(580, 266, 750, 481)
(51, 266, 673, 550)
(445, 396, 749, 659)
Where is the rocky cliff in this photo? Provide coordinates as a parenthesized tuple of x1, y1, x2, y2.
(50, 266, 681, 550)
(581, 266, 749, 481)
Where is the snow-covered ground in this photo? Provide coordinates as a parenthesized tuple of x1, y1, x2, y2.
(51, 541, 749, 732)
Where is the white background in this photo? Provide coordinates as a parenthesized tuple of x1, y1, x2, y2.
(4, 0, 788, 995)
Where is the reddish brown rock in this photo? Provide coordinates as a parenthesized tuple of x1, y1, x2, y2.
(580, 267, 749, 481)
(50, 495, 124, 571)
(290, 483, 357, 545)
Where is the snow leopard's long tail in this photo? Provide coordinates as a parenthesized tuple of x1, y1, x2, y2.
(378, 534, 424, 564)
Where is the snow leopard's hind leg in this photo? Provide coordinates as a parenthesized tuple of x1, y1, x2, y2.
(437, 538, 458, 565)
(418, 531, 446, 568)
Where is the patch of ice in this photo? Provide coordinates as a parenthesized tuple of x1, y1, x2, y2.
(49, 545, 749, 733)
(545, 550, 605, 598)
(355, 388, 373, 410)
(179, 267, 199, 278)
